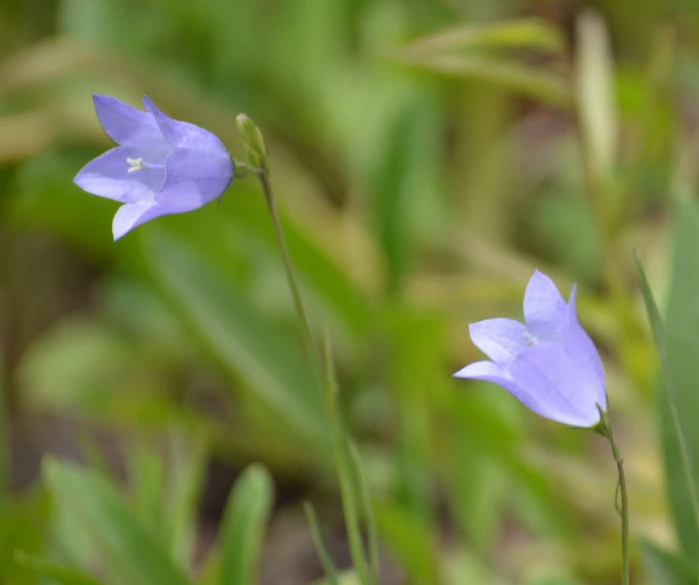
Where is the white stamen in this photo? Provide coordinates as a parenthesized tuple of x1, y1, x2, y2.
(523, 331, 538, 346)
(127, 157, 147, 173)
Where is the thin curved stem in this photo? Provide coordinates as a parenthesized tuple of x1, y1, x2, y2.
(255, 169, 371, 585)
(600, 409, 630, 585)
(256, 170, 324, 388)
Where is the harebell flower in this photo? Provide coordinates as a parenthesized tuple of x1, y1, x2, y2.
(74, 95, 234, 240)
(455, 271, 631, 585)
(454, 270, 607, 427)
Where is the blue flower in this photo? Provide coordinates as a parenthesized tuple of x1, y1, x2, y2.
(74, 95, 234, 240)
(454, 271, 607, 427)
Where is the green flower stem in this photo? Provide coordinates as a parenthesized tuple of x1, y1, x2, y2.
(256, 169, 324, 388)
(323, 331, 370, 585)
(599, 408, 630, 585)
(255, 167, 371, 585)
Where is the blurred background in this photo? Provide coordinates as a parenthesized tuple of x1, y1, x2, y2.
(0, 0, 697, 583)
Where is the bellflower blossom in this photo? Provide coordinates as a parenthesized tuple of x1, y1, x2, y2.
(74, 95, 234, 240)
(454, 271, 607, 427)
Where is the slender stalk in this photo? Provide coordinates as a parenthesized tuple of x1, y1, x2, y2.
(599, 409, 630, 585)
(350, 442, 380, 585)
(255, 168, 371, 585)
(304, 502, 340, 585)
(256, 170, 324, 388)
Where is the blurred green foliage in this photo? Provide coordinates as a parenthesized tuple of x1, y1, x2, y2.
(2, 0, 699, 583)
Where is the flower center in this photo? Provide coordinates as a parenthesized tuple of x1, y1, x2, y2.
(523, 331, 539, 346)
(127, 157, 165, 173)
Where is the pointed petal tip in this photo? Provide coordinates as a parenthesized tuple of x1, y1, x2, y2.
(523, 270, 567, 339)
(527, 269, 556, 289)
(453, 362, 477, 379)
(141, 95, 163, 118)
(112, 222, 128, 241)
(92, 94, 123, 110)
(453, 360, 503, 379)
(568, 283, 578, 305)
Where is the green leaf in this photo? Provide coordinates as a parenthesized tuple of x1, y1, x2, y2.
(144, 232, 327, 448)
(14, 552, 107, 585)
(165, 434, 207, 567)
(218, 464, 274, 585)
(126, 444, 166, 542)
(399, 54, 571, 107)
(401, 17, 564, 56)
(395, 18, 570, 107)
(173, 192, 371, 340)
(658, 196, 699, 560)
(639, 539, 696, 585)
(371, 100, 440, 296)
(17, 318, 133, 412)
(42, 458, 192, 585)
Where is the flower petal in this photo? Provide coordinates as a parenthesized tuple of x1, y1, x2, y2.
(508, 342, 604, 426)
(523, 270, 567, 341)
(142, 96, 229, 154)
(92, 95, 169, 152)
(112, 200, 198, 240)
(155, 148, 233, 207)
(73, 146, 164, 203)
(469, 318, 531, 367)
(453, 360, 555, 418)
(562, 286, 607, 410)
(454, 359, 503, 379)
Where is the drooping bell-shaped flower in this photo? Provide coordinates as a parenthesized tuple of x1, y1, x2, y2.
(454, 271, 607, 427)
(74, 95, 234, 240)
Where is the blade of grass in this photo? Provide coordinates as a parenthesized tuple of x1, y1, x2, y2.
(349, 443, 379, 585)
(396, 54, 571, 108)
(14, 552, 107, 585)
(127, 444, 166, 542)
(166, 432, 207, 566)
(304, 502, 340, 585)
(634, 251, 699, 537)
(400, 17, 564, 56)
(639, 539, 696, 585)
(322, 330, 369, 585)
(42, 458, 192, 585)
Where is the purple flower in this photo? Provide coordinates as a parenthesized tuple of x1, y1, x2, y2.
(454, 271, 607, 427)
(74, 95, 234, 240)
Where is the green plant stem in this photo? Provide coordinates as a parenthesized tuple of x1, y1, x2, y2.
(256, 169, 371, 585)
(600, 410, 630, 585)
(322, 331, 370, 585)
(256, 170, 324, 388)
(304, 502, 340, 585)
